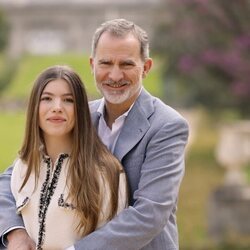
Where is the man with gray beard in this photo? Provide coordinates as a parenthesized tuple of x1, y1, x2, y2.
(0, 18, 189, 250)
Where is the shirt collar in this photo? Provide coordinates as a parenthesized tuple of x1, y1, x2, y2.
(39, 144, 69, 163)
(97, 98, 106, 116)
(97, 98, 134, 122)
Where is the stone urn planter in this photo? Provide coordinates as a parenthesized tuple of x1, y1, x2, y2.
(208, 120, 250, 242)
(215, 120, 250, 186)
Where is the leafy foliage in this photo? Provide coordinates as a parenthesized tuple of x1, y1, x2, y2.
(0, 9, 8, 52)
(0, 56, 18, 93)
(152, 0, 250, 117)
(0, 111, 25, 170)
(0, 10, 12, 92)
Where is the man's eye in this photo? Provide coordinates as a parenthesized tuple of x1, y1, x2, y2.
(123, 64, 134, 68)
(121, 62, 135, 69)
(100, 61, 111, 66)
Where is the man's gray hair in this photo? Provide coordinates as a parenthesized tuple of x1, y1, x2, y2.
(91, 18, 150, 60)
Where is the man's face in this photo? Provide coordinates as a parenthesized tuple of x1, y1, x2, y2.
(90, 32, 152, 107)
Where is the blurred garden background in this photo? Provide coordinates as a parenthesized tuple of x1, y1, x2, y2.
(0, 0, 250, 249)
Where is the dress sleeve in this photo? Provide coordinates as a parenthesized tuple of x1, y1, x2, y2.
(97, 171, 127, 228)
(117, 172, 128, 214)
(10, 158, 21, 200)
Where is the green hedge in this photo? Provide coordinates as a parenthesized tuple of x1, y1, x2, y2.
(2, 54, 163, 102)
(0, 111, 25, 171)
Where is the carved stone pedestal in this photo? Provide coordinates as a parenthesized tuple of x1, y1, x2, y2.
(208, 185, 250, 241)
(210, 120, 250, 242)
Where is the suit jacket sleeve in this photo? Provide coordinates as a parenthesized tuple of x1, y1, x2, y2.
(74, 116, 189, 250)
(0, 166, 24, 247)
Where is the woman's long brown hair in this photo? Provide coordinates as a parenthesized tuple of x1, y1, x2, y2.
(19, 65, 127, 235)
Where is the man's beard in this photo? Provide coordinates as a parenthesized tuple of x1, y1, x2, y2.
(97, 80, 141, 104)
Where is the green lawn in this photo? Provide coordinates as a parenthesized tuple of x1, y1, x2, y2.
(178, 112, 224, 249)
(0, 111, 25, 172)
(2, 54, 98, 101)
(2, 53, 163, 102)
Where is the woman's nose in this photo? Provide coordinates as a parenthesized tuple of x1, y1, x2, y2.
(52, 99, 62, 112)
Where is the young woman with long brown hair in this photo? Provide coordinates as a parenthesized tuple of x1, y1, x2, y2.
(10, 65, 127, 250)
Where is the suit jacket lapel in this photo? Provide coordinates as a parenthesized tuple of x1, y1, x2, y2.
(90, 99, 102, 128)
(90, 89, 155, 161)
(114, 89, 154, 161)
(91, 110, 101, 128)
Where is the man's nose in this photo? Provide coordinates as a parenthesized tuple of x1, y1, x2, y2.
(109, 66, 123, 82)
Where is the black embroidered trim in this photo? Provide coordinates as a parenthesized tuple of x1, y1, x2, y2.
(58, 193, 76, 210)
(16, 197, 29, 212)
(37, 153, 68, 250)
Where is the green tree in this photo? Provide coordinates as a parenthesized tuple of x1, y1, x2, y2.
(0, 10, 13, 94)
(153, 0, 250, 117)
(0, 9, 8, 52)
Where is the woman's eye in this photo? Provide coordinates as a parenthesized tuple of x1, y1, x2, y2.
(64, 98, 74, 103)
(40, 96, 51, 101)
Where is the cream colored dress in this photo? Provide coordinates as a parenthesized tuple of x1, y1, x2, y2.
(11, 154, 127, 250)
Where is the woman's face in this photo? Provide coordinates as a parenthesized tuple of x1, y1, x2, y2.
(39, 79, 75, 140)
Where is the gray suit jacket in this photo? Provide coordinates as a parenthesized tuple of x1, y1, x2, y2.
(0, 88, 189, 250)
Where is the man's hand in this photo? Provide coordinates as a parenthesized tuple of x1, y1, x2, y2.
(7, 229, 35, 250)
